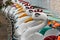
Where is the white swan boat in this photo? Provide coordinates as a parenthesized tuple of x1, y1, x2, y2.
(14, 12, 48, 40)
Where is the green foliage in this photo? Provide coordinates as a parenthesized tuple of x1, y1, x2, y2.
(0, 0, 13, 10)
(5, 0, 13, 7)
(0, 3, 3, 9)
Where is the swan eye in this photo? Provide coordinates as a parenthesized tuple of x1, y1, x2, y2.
(35, 13, 41, 17)
(29, 10, 33, 13)
(26, 7, 29, 9)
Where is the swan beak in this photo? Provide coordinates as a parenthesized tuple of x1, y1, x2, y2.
(24, 17, 33, 23)
(18, 13, 28, 18)
(16, 4, 22, 8)
(16, 6, 21, 8)
(16, 5, 22, 8)
(18, 7, 23, 11)
(17, 9, 25, 14)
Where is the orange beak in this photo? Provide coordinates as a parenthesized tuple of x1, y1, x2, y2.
(18, 7, 23, 11)
(18, 13, 28, 18)
(24, 17, 33, 23)
(17, 9, 25, 14)
(16, 5, 22, 8)
(15, 4, 22, 8)
(16, 6, 21, 8)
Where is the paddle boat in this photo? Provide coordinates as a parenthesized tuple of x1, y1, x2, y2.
(10, 3, 31, 20)
(14, 12, 48, 40)
(14, 9, 42, 29)
(17, 11, 48, 40)
(14, 9, 34, 20)
(14, 8, 42, 23)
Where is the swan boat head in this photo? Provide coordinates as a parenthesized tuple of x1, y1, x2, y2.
(17, 9, 42, 18)
(18, 9, 34, 18)
(20, 12, 48, 40)
(25, 12, 48, 23)
(32, 12, 48, 20)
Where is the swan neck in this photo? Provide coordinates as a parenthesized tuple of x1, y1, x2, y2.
(21, 19, 48, 40)
(36, 19, 48, 31)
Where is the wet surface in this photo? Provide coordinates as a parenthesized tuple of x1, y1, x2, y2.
(0, 11, 12, 40)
